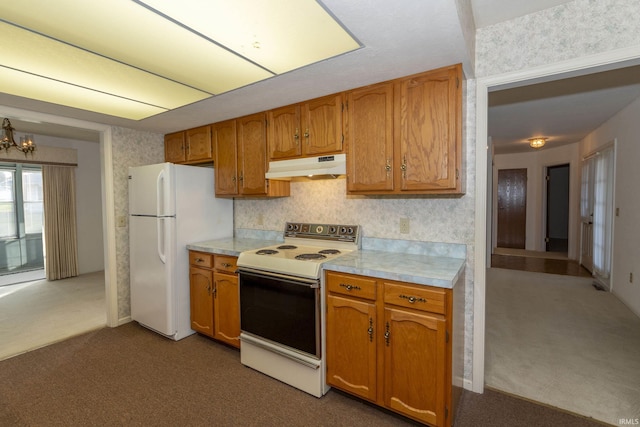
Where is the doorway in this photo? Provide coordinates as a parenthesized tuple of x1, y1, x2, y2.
(496, 168, 526, 249)
(546, 164, 569, 253)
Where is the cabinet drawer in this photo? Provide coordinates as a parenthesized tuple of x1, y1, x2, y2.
(326, 271, 376, 300)
(383, 282, 446, 314)
(214, 255, 237, 273)
(189, 252, 213, 268)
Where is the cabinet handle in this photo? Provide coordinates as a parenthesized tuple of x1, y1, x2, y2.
(401, 155, 407, 178)
(206, 284, 211, 296)
(385, 159, 391, 173)
(294, 128, 300, 145)
(304, 129, 309, 143)
(368, 317, 374, 342)
(399, 294, 427, 304)
(195, 258, 204, 263)
(221, 263, 232, 268)
(384, 321, 390, 346)
(339, 283, 361, 291)
(239, 172, 244, 182)
(213, 281, 217, 298)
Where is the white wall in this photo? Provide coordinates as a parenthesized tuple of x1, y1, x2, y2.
(493, 143, 581, 259)
(581, 95, 640, 316)
(33, 135, 105, 274)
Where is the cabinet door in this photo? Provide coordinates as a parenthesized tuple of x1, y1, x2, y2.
(165, 132, 186, 163)
(189, 266, 214, 337)
(302, 94, 344, 156)
(213, 120, 239, 196)
(383, 307, 447, 426)
(186, 125, 213, 162)
(268, 104, 302, 160)
(326, 294, 377, 402)
(397, 65, 461, 192)
(237, 112, 268, 195)
(213, 271, 240, 348)
(345, 83, 394, 193)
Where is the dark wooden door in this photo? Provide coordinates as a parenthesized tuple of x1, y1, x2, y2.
(497, 168, 527, 249)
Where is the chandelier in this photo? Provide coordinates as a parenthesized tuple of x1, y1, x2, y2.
(1, 118, 36, 155)
(528, 137, 547, 149)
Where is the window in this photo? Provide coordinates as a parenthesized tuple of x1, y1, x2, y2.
(0, 164, 44, 275)
(22, 169, 44, 234)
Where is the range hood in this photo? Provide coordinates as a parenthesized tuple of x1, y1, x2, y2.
(265, 154, 346, 180)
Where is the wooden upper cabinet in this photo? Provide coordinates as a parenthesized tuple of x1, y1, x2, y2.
(347, 64, 463, 196)
(345, 82, 394, 193)
(237, 112, 269, 196)
(267, 104, 302, 159)
(165, 126, 213, 164)
(185, 125, 213, 163)
(214, 115, 289, 198)
(165, 131, 186, 163)
(213, 120, 238, 196)
(268, 93, 344, 160)
(396, 64, 462, 194)
(303, 93, 344, 156)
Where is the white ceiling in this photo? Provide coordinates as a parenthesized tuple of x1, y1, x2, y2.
(2, 0, 639, 153)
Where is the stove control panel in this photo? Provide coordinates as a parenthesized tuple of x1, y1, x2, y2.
(285, 222, 361, 244)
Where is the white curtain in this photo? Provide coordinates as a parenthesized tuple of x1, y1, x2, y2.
(591, 146, 615, 282)
(42, 165, 78, 281)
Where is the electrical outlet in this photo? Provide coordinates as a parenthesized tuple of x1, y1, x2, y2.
(399, 217, 410, 234)
(117, 216, 126, 228)
(256, 213, 264, 226)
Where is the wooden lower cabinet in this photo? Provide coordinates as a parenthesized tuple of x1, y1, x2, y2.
(325, 270, 456, 427)
(189, 251, 240, 348)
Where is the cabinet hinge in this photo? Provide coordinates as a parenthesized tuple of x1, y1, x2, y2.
(445, 406, 449, 419)
(456, 169, 459, 180)
(545, 175, 550, 182)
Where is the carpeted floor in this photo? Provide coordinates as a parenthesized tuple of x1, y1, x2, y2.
(0, 322, 606, 427)
(0, 271, 106, 361)
(485, 268, 640, 426)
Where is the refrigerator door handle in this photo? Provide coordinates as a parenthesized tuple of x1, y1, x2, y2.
(157, 217, 167, 264)
(156, 169, 165, 217)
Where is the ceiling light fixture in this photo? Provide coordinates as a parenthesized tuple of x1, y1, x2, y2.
(1, 118, 36, 155)
(528, 137, 547, 149)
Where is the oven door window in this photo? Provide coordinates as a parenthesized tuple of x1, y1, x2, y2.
(240, 271, 319, 358)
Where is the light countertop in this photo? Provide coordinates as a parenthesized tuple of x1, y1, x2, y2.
(187, 237, 465, 289)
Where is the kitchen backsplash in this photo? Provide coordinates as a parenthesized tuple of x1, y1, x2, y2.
(234, 177, 475, 245)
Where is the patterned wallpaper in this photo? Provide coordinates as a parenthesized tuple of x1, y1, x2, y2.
(476, 0, 640, 77)
(111, 126, 165, 321)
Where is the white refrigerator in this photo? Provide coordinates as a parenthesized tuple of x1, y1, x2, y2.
(128, 162, 233, 340)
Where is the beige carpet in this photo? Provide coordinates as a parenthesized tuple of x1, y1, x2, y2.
(485, 268, 640, 426)
(0, 271, 106, 361)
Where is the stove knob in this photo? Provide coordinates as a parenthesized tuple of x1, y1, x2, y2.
(287, 223, 294, 231)
(340, 226, 347, 234)
(347, 227, 354, 234)
(315, 225, 324, 234)
(329, 226, 337, 234)
(293, 224, 299, 231)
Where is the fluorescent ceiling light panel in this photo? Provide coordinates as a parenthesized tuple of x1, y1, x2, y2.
(0, 67, 166, 120)
(0, 0, 360, 120)
(141, 0, 361, 74)
(0, 0, 274, 95)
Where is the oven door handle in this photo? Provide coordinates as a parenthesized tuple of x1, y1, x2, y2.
(237, 267, 320, 288)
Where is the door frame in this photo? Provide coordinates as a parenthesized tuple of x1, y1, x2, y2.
(473, 46, 640, 393)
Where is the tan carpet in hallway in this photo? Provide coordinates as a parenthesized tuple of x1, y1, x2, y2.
(485, 268, 640, 425)
(0, 271, 106, 361)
